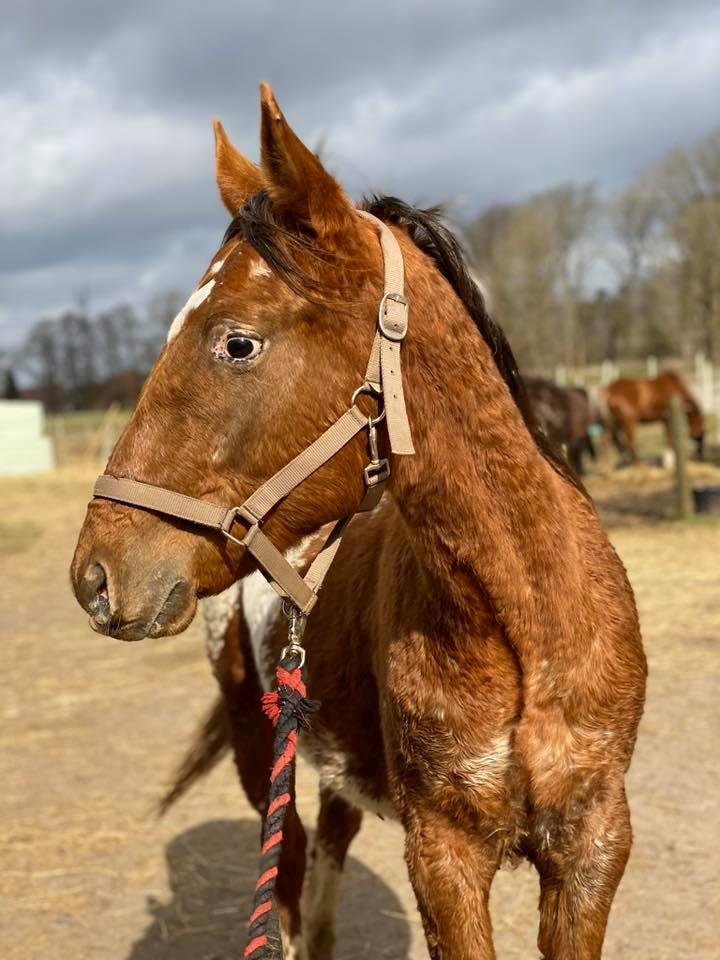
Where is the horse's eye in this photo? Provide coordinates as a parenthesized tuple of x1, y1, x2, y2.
(223, 335, 263, 363)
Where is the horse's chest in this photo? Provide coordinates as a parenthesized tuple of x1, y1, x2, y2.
(240, 572, 396, 819)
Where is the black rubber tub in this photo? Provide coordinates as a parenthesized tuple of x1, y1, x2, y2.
(692, 485, 720, 515)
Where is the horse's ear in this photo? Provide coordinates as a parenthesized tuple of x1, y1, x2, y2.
(213, 119, 262, 215)
(258, 83, 356, 237)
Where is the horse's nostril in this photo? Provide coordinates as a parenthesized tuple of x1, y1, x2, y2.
(85, 562, 105, 593)
(82, 562, 111, 624)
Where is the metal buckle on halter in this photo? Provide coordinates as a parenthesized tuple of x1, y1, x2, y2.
(220, 505, 259, 548)
(363, 417, 390, 487)
(364, 458, 390, 487)
(378, 292, 409, 342)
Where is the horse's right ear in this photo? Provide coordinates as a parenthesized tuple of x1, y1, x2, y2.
(213, 119, 262, 215)
(258, 83, 356, 237)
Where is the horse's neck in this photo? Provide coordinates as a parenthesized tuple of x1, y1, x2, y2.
(391, 288, 596, 660)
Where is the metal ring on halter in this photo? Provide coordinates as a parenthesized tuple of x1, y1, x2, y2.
(351, 384, 386, 427)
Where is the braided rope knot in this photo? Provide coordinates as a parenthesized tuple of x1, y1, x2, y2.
(261, 664, 320, 726)
(244, 655, 319, 959)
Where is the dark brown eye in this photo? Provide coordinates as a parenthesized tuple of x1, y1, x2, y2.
(224, 335, 263, 362)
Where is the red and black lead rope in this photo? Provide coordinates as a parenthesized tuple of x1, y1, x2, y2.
(244, 653, 319, 959)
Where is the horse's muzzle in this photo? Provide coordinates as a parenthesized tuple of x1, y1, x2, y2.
(71, 551, 196, 641)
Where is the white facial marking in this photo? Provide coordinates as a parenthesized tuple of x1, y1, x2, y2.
(249, 259, 272, 279)
(166, 279, 215, 342)
(201, 584, 240, 672)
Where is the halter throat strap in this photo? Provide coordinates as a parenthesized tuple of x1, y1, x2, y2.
(92, 211, 414, 616)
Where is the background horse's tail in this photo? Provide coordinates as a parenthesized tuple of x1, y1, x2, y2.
(157, 695, 230, 815)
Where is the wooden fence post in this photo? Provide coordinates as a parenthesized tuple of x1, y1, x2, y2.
(669, 394, 692, 518)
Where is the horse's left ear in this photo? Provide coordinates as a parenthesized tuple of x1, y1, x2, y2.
(259, 83, 356, 237)
(214, 118, 262, 215)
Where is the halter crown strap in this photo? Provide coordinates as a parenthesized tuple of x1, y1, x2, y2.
(92, 209, 414, 616)
(356, 210, 415, 456)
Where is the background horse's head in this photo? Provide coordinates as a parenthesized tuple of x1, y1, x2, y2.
(71, 85, 387, 640)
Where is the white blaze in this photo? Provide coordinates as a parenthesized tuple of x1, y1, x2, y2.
(166, 279, 216, 342)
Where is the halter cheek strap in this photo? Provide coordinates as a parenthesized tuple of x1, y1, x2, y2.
(92, 211, 414, 618)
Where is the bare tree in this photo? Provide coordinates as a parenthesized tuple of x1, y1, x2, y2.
(653, 130, 720, 362)
(537, 184, 596, 366)
(21, 319, 63, 410)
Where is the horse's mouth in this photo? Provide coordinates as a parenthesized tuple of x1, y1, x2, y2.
(88, 579, 197, 642)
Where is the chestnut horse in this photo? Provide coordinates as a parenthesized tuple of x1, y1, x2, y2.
(71, 85, 646, 959)
(600, 371, 704, 463)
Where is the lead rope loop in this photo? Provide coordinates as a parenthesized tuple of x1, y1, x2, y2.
(244, 607, 320, 959)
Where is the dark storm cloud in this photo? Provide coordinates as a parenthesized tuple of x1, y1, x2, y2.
(2, 0, 720, 345)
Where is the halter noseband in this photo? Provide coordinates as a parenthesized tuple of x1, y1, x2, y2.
(92, 211, 414, 622)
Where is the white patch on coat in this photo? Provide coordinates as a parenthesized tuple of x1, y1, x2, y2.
(249, 259, 272, 279)
(201, 584, 240, 673)
(280, 930, 307, 960)
(299, 730, 397, 821)
(209, 258, 225, 275)
(241, 572, 282, 691)
(455, 731, 512, 788)
(166, 279, 215, 342)
(302, 844, 342, 952)
(241, 534, 318, 691)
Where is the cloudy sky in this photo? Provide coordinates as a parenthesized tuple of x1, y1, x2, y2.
(2, 0, 719, 347)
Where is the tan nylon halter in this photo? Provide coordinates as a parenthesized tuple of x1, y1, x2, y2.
(93, 211, 414, 618)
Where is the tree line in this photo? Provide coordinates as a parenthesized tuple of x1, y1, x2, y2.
(466, 126, 720, 372)
(5, 126, 718, 410)
(6, 293, 184, 411)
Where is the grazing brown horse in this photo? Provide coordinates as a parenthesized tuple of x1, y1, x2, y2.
(524, 377, 596, 475)
(71, 85, 646, 959)
(600, 371, 704, 464)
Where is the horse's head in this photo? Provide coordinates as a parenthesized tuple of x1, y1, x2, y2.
(71, 85, 387, 640)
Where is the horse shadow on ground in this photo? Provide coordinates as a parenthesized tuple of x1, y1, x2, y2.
(126, 818, 411, 960)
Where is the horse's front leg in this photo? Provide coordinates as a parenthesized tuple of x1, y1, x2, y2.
(403, 802, 503, 959)
(531, 782, 633, 960)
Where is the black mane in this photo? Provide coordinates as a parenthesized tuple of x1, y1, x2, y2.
(223, 191, 585, 495)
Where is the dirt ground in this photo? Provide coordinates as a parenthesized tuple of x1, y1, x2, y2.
(2, 457, 719, 959)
